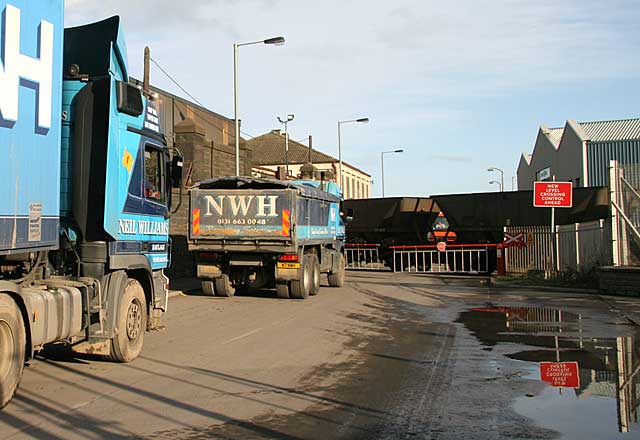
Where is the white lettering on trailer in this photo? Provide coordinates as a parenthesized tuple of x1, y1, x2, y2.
(256, 195, 278, 217)
(229, 195, 254, 216)
(0, 4, 54, 130)
(204, 195, 224, 217)
(202, 195, 279, 218)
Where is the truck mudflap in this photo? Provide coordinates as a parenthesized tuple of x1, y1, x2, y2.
(150, 270, 169, 330)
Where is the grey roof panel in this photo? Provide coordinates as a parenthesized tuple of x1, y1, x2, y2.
(578, 118, 640, 142)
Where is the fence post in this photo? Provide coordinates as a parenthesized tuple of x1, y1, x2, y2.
(610, 160, 621, 266)
(575, 223, 580, 271)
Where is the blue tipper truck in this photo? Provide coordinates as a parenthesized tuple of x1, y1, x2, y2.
(188, 174, 346, 299)
(0, 1, 182, 407)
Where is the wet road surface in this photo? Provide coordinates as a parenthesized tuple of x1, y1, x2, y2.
(1, 271, 640, 439)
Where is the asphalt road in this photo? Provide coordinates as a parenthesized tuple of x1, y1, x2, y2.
(1, 271, 640, 439)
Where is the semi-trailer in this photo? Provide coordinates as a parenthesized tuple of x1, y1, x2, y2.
(188, 174, 346, 299)
(0, 1, 182, 407)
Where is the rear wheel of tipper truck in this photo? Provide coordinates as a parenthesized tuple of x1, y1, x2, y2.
(109, 279, 147, 363)
(276, 282, 290, 299)
(0, 295, 26, 409)
(201, 280, 216, 296)
(290, 256, 311, 299)
(327, 252, 346, 287)
(214, 274, 236, 297)
(309, 254, 321, 296)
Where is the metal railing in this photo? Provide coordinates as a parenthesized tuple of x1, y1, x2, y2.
(345, 244, 382, 269)
(391, 244, 496, 274)
(504, 221, 611, 274)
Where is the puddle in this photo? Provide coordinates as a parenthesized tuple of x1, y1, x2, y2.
(457, 305, 640, 437)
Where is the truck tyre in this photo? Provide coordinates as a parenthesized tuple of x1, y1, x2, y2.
(309, 254, 321, 296)
(276, 282, 290, 299)
(0, 296, 26, 409)
(328, 253, 346, 287)
(109, 279, 147, 363)
(214, 274, 236, 297)
(290, 257, 311, 299)
(202, 280, 215, 296)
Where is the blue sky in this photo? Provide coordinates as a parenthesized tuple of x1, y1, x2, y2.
(65, 0, 640, 197)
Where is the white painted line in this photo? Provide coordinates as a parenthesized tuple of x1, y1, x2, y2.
(222, 328, 263, 345)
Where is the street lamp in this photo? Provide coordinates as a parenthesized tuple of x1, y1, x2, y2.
(338, 117, 369, 192)
(233, 36, 286, 176)
(277, 114, 295, 178)
(489, 180, 503, 192)
(381, 149, 403, 197)
(487, 166, 504, 192)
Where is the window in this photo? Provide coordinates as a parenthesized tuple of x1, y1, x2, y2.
(144, 146, 164, 203)
(536, 167, 551, 181)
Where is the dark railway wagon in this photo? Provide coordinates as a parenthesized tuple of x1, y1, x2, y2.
(345, 187, 609, 271)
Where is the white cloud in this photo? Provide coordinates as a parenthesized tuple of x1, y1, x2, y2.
(64, 0, 640, 195)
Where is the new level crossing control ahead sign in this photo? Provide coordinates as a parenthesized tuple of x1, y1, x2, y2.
(533, 181, 573, 208)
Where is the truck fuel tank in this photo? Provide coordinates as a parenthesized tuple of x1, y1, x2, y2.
(20, 284, 85, 348)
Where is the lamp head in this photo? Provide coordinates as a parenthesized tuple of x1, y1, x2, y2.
(356, 118, 370, 123)
(287, 114, 295, 122)
(264, 36, 285, 46)
(394, 149, 404, 153)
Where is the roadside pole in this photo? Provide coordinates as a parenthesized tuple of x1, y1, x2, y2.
(551, 176, 556, 273)
(533, 179, 573, 275)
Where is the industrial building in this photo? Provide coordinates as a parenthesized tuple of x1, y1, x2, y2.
(517, 118, 640, 190)
(248, 129, 372, 199)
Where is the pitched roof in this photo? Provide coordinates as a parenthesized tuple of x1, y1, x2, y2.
(247, 130, 371, 177)
(546, 127, 564, 147)
(248, 131, 336, 165)
(578, 118, 640, 142)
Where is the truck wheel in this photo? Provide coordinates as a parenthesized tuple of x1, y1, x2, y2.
(214, 274, 236, 297)
(110, 279, 147, 363)
(328, 253, 346, 287)
(290, 257, 311, 299)
(202, 281, 215, 296)
(309, 254, 321, 296)
(276, 282, 290, 299)
(0, 296, 26, 409)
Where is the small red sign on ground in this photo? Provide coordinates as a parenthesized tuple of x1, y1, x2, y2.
(539, 361, 580, 388)
(437, 242, 447, 252)
(534, 182, 573, 208)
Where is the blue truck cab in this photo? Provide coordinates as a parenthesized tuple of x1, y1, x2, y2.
(0, 1, 182, 408)
(188, 167, 347, 299)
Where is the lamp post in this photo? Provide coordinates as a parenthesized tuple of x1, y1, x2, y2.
(381, 149, 403, 197)
(487, 166, 504, 192)
(234, 36, 285, 176)
(277, 114, 295, 179)
(489, 180, 503, 192)
(337, 117, 369, 192)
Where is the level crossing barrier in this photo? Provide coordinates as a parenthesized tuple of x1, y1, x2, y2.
(345, 244, 382, 269)
(391, 244, 497, 274)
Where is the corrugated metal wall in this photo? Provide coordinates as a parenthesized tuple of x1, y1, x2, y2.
(588, 140, 640, 186)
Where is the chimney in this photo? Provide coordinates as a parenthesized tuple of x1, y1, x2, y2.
(271, 129, 282, 135)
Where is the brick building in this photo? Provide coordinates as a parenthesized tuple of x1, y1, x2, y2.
(248, 129, 372, 199)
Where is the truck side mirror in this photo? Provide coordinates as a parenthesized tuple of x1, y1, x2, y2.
(171, 155, 184, 188)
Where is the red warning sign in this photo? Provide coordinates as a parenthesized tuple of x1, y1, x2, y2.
(437, 242, 447, 252)
(539, 362, 580, 388)
(533, 182, 573, 208)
